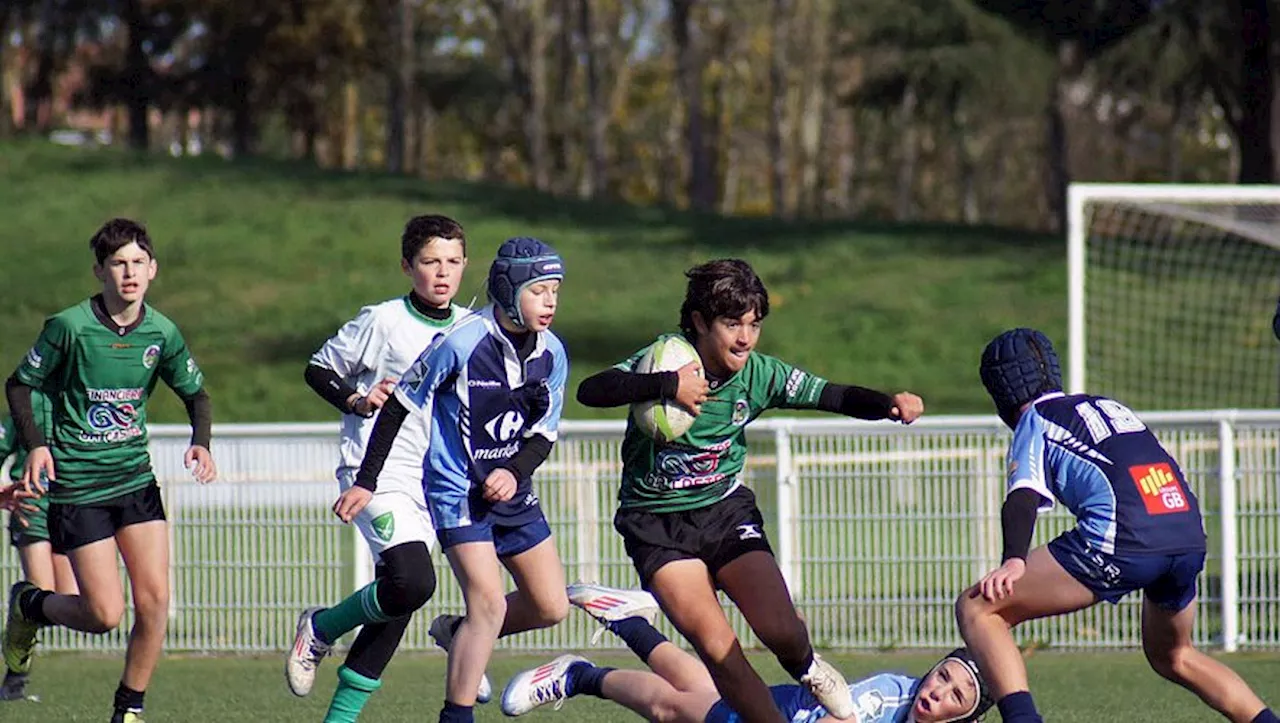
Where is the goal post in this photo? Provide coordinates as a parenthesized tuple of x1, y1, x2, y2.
(1068, 183, 1280, 410)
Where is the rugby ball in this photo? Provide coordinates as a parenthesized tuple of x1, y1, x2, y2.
(631, 335, 702, 443)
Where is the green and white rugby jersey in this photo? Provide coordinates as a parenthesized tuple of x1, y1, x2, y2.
(14, 298, 205, 505)
(614, 333, 828, 513)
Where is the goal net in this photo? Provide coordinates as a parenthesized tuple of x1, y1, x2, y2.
(1068, 184, 1280, 411)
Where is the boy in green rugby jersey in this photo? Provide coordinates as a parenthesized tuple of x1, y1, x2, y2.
(3, 218, 216, 723)
(0, 392, 79, 702)
(577, 259, 924, 723)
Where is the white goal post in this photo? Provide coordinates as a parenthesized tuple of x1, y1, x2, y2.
(1068, 183, 1280, 410)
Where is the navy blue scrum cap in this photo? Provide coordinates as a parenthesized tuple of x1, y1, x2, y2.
(487, 237, 564, 327)
(979, 328, 1062, 425)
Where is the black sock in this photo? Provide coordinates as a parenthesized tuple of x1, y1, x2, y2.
(997, 691, 1043, 723)
(344, 616, 412, 680)
(566, 662, 614, 698)
(19, 588, 53, 626)
(113, 682, 145, 715)
(438, 700, 473, 723)
(781, 647, 815, 682)
(606, 616, 668, 662)
(1252, 709, 1279, 723)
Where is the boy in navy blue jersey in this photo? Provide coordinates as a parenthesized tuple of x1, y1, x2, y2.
(337, 237, 571, 723)
(956, 328, 1277, 723)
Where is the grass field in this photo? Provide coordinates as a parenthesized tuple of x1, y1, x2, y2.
(0, 139, 1065, 423)
(11, 650, 1279, 721)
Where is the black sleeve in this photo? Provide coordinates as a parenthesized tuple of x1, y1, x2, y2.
(182, 389, 213, 449)
(4, 375, 45, 450)
(353, 395, 410, 492)
(816, 383, 895, 420)
(305, 363, 360, 415)
(1001, 487, 1044, 562)
(576, 368, 679, 408)
(501, 434, 554, 480)
(1273, 297, 1280, 340)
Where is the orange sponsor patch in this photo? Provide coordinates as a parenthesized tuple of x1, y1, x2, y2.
(1128, 462, 1189, 515)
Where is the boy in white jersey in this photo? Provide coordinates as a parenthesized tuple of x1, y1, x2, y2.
(286, 215, 471, 722)
(502, 583, 993, 723)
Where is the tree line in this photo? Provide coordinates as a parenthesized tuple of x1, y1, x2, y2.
(1, 0, 1272, 231)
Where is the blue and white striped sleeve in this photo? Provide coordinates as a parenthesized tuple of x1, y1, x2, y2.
(1007, 410, 1054, 510)
(527, 336, 568, 442)
(395, 333, 462, 417)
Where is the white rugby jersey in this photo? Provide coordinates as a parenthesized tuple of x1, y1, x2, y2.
(311, 296, 469, 496)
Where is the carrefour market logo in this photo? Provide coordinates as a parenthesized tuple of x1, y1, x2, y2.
(142, 344, 161, 369)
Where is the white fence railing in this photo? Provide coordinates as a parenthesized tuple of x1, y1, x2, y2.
(4, 411, 1279, 653)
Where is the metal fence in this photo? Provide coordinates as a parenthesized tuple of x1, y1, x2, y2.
(3, 411, 1278, 653)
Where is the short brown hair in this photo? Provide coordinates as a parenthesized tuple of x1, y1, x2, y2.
(402, 215, 466, 261)
(90, 218, 154, 265)
(679, 259, 770, 338)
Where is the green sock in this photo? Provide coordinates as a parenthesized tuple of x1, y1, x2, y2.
(312, 581, 391, 643)
(323, 666, 382, 723)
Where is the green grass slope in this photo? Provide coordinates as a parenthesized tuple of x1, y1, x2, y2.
(0, 141, 1065, 423)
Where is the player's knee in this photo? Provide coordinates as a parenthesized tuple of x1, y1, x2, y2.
(531, 590, 569, 628)
(83, 598, 126, 633)
(377, 542, 437, 616)
(401, 565, 436, 611)
(467, 588, 508, 629)
(131, 585, 170, 623)
(1145, 641, 1195, 683)
(954, 588, 986, 631)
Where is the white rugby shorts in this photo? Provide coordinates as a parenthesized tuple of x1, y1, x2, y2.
(337, 470, 436, 558)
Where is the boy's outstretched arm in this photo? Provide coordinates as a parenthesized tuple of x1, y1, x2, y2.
(577, 368, 679, 407)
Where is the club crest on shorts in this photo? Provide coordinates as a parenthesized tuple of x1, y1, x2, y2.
(371, 511, 395, 542)
(142, 344, 161, 369)
(737, 523, 762, 540)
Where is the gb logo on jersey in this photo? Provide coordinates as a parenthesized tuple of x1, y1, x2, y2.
(1129, 462, 1189, 515)
(484, 410, 525, 442)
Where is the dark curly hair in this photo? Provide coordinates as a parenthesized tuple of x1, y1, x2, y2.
(678, 259, 769, 339)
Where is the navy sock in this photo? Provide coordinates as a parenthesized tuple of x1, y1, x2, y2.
(997, 691, 1043, 723)
(1252, 709, 1279, 723)
(438, 700, 473, 723)
(565, 662, 614, 699)
(607, 616, 668, 662)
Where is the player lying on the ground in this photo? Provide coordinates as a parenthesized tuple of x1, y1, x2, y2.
(956, 328, 1279, 723)
(0, 399, 79, 702)
(576, 259, 924, 722)
(501, 582, 993, 723)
